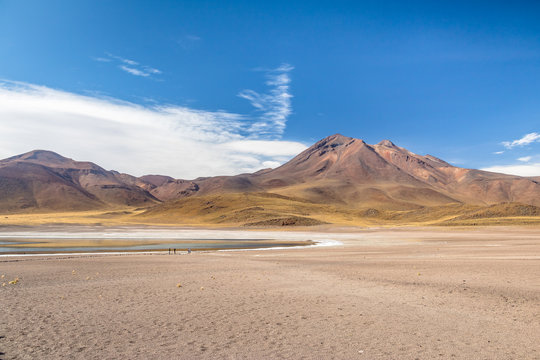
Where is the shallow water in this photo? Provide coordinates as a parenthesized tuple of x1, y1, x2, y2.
(0, 227, 347, 255)
(0, 238, 305, 254)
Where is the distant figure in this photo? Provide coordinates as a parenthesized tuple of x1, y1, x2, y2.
(168, 248, 171, 255)
(188, 248, 192, 254)
(174, 248, 176, 254)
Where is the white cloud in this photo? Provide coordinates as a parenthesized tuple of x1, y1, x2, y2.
(481, 163, 540, 177)
(0, 80, 306, 178)
(493, 151, 504, 155)
(262, 160, 282, 168)
(238, 64, 293, 137)
(224, 140, 306, 157)
(121, 58, 138, 66)
(518, 156, 532, 162)
(93, 57, 111, 63)
(502, 132, 540, 149)
(95, 53, 162, 78)
(119, 65, 150, 77)
(145, 67, 162, 75)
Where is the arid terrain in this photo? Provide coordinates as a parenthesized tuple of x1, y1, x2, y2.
(1, 134, 540, 227)
(1, 226, 539, 359)
(1, 134, 539, 358)
(3, 2, 540, 360)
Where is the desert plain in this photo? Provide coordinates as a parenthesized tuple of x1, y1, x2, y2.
(1, 226, 539, 359)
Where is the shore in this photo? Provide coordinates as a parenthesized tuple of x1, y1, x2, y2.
(1, 227, 539, 359)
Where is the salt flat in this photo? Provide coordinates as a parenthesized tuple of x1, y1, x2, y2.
(1, 226, 539, 359)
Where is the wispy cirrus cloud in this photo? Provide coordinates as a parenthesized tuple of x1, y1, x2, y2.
(94, 53, 162, 78)
(93, 57, 111, 63)
(118, 65, 161, 77)
(0, 79, 306, 178)
(238, 64, 293, 137)
(502, 132, 540, 149)
(119, 65, 150, 77)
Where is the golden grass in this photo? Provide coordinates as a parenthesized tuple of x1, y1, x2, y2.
(0, 193, 539, 228)
(135, 192, 373, 227)
(0, 209, 146, 226)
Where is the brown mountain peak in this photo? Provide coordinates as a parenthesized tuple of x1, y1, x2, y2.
(310, 134, 359, 152)
(322, 133, 356, 144)
(0, 149, 159, 212)
(4, 149, 106, 171)
(7, 149, 70, 164)
(377, 139, 396, 147)
(326, 133, 352, 141)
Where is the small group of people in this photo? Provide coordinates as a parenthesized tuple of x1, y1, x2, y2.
(168, 248, 192, 255)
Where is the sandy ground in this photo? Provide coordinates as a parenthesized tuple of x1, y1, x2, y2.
(1, 227, 539, 359)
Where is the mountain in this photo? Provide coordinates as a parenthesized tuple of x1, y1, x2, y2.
(134, 134, 540, 226)
(1, 136, 539, 226)
(0, 150, 158, 212)
(248, 134, 458, 208)
(144, 134, 540, 209)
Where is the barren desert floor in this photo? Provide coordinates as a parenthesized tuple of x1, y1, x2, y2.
(1, 226, 539, 359)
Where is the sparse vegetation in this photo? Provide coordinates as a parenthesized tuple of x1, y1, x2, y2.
(1, 136, 539, 227)
(1, 198, 539, 227)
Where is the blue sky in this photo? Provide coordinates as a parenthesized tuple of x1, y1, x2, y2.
(1, 0, 540, 177)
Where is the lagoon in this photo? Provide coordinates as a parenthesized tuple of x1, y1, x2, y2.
(0, 226, 332, 255)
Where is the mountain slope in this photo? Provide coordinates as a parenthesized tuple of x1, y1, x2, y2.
(1, 135, 539, 226)
(249, 134, 459, 208)
(0, 150, 159, 212)
(146, 134, 540, 209)
(135, 134, 540, 226)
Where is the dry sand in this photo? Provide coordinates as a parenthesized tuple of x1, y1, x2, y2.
(1, 227, 539, 359)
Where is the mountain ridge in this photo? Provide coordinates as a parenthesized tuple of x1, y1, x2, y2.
(140, 133, 538, 208)
(0, 150, 159, 212)
(1, 135, 539, 226)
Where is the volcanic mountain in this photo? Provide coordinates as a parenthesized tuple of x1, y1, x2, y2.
(0, 150, 158, 212)
(1, 135, 539, 225)
(142, 134, 540, 208)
